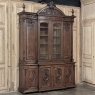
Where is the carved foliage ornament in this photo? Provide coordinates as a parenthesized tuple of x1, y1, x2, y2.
(55, 68, 62, 84)
(64, 22, 70, 32)
(42, 69, 49, 86)
(29, 69, 36, 87)
(26, 19, 34, 31)
(65, 66, 72, 83)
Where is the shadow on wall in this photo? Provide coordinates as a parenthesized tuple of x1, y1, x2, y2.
(25, 0, 81, 7)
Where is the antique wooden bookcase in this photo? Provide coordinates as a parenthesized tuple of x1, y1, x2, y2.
(18, 2, 75, 93)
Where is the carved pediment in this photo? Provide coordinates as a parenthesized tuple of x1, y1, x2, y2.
(37, 1, 65, 16)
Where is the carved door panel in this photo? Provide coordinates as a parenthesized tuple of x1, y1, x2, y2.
(63, 21, 72, 62)
(25, 66, 38, 92)
(53, 65, 64, 89)
(39, 66, 52, 91)
(64, 64, 75, 87)
(0, 2, 9, 90)
(25, 19, 37, 62)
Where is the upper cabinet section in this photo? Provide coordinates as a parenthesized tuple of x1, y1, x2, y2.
(18, 2, 75, 63)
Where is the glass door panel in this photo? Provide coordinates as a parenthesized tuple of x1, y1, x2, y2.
(40, 23, 48, 59)
(53, 23, 61, 59)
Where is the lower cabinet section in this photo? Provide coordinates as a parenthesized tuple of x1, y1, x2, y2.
(19, 63, 75, 93)
(19, 65, 38, 93)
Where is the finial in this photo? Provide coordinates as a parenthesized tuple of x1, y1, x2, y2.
(72, 9, 74, 16)
(22, 3, 25, 12)
(47, 1, 56, 8)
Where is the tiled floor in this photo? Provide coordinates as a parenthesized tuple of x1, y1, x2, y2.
(0, 84, 95, 95)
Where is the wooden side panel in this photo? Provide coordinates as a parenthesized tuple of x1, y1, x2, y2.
(0, 2, 8, 91)
(63, 22, 72, 62)
(39, 66, 52, 91)
(64, 64, 75, 87)
(26, 20, 37, 61)
(65, 7, 80, 84)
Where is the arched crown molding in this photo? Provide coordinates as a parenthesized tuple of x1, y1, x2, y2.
(37, 1, 65, 16)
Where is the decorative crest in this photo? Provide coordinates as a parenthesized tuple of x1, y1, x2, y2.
(47, 1, 56, 9)
(72, 9, 74, 16)
(37, 1, 65, 16)
(22, 3, 25, 12)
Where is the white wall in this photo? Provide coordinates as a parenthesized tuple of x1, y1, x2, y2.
(81, 0, 95, 86)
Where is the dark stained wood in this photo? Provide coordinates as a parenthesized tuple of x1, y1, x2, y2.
(39, 66, 53, 91)
(64, 63, 75, 87)
(53, 65, 64, 89)
(18, 2, 75, 93)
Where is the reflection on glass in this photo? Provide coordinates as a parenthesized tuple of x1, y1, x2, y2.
(53, 23, 61, 59)
(40, 23, 48, 59)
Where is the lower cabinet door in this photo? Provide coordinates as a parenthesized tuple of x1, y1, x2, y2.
(53, 65, 64, 89)
(64, 64, 75, 87)
(39, 66, 52, 91)
(25, 66, 38, 93)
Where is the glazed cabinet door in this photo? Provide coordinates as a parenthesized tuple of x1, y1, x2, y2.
(53, 65, 65, 89)
(39, 66, 52, 91)
(63, 21, 72, 62)
(64, 64, 75, 87)
(38, 21, 50, 61)
(51, 21, 63, 60)
(25, 66, 38, 92)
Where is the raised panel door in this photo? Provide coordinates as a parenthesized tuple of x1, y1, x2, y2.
(39, 66, 52, 91)
(25, 66, 38, 92)
(63, 21, 72, 62)
(25, 19, 37, 62)
(53, 65, 64, 89)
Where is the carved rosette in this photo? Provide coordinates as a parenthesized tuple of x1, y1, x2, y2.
(65, 67, 72, 83)
(42, 69, 49, 86)
(26, 19, 34, 28)
(29, 69, 36, 87)
(64, 22, 70, 32)
(55, 68, 62, 84)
